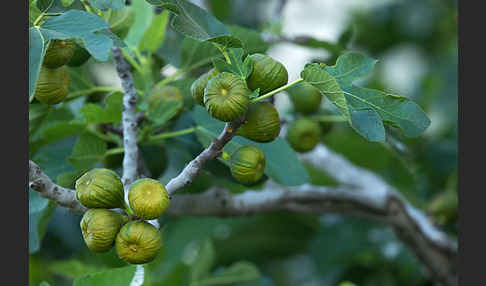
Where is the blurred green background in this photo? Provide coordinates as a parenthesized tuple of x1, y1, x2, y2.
(29, 0, 457, 285)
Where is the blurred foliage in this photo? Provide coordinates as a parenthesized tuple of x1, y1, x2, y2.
(29, 0, 457, 285)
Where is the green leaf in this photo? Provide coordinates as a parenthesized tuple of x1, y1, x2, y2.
(56, 170, 83, 188)
(148, 0, 242, 49)
(38, 10, 116, 61)
(29, 28, 47, 101)
(228, 25, 269, 54)
(194, 261, 261, 286)
(348, 108, 385, 142)
(80, 92, 123, 124)
(89, 0, 125, 11)
(190, 239, 216, 282)
(192, 106, 310, 186)
(49, 259, 108, 279)
(212, 48, 252, 79)
(301, 63, 350, 119)
(324, 52, 378, 87)
(39, 281, 51, 286)
(73, 265, 139, 286)
(180, 37, 221, 68)
(139, 10, 170, 53)
(124, 0, 154, 48)
(29, 103, 50, 135)
(61, 0, 74, 6)
(68, 132, 107, 171)
(29, 190, 56, 254)
(147, 99, 183, 126)
(342, 85, 431, 138)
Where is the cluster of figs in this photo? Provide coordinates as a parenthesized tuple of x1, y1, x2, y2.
(76, 168, 170, 264)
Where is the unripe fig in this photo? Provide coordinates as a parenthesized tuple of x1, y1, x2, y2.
(190, 68, 219, 105)
(287, 82, 323, 114)
(115, 221, 162, 264)
(230, 145, 266, 185)
(104, 7, 136, 39)
(128, 178, 170, 220)
(43, 40, 75, 69)
(67, 43, 91, 67)
(246, 53, 288, 94)
(286, 118, 321, 153)
(236, 102, 281, 143)
(75, 168, 125, 209)
(204, 72, 250, 122)
(80, 209, 126, 253)
(34, 65, 70, 105)
(149, 85, 184, 116)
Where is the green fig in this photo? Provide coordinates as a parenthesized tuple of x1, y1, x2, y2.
(287, 82, 323, 114)
(34, 65, 70, 105)
(43, 40, 75, 69)
(246, 53, 288, 94)
(115, 221, 162, 264)
(286, 118, 321, 153)
(80, 209, 126, 253)
(128, 178, 170, 220)
(190, 68, 219, 105)
(230, 145, 266, 185)
(75, 168, 125, 209)
(236, 102, 281, 143)
(204, 72, 250, 122)
(149, 85, 184, 117)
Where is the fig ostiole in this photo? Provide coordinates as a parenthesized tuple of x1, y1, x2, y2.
(128, 178, 170, 220)
(115, 221, 162, 264)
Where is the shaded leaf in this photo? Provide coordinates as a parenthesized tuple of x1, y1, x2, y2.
(195, 262, 261, 286)
(29, 190, 56, 254)
(49, 259, 108, 279)
(68, 132, 107, 171)
(39, 10, 116, 61)
(228, 25, 269, 54)
(73, 265, 139, 286)
(190, 239, 216, 282)
(80, 92, 123, 124)
(147, 99, 183, 126)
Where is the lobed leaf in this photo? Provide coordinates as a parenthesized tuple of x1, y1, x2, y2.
(146, 0, 242, 49)
(73, 265, 139, 286)
(80, 92, 123, 124)
(68, 132, 107, 171)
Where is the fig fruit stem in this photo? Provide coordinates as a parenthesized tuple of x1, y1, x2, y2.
(104, 147, 125, 157)
(147, 127, 197, 143)
(214, 44, 232, 64)
(250, 78, 304, 103)
(121, 48, 145, 75)
(124, 202, 135, 217)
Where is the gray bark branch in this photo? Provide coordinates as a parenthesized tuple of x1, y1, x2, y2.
(165, 120, 243, 195)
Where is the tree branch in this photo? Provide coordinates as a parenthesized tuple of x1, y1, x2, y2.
(28, 141, 457, 285)
(165, 120, 243, 195)
(28, 160, 87, 214)
(112, 47, 140, 189)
